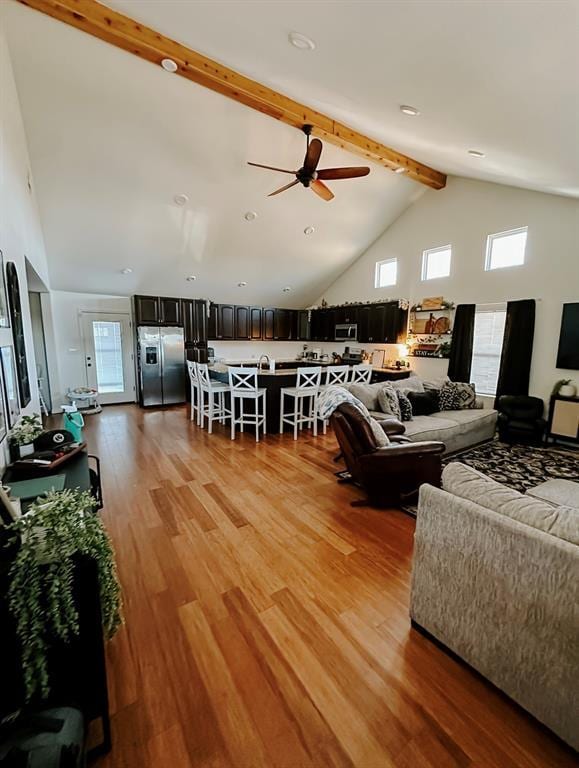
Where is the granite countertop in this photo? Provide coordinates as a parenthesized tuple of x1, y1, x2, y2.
(209, 360, 410, 378)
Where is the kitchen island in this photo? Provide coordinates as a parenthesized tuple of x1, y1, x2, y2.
(208, 360, 409, 434)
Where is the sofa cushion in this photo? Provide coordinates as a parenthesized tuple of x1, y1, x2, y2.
(401, 414, 460, 441)
(526, 479, 579, 509)
(348, 383, 380, 411)
(442, 462, 579, 546)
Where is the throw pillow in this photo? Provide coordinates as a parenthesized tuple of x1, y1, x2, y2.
(439, 381, 477, 410)
(391, 374, 425, 394)
(377, 383, 401, 420)
(396, 390, 413, 421)
(407, 390, 439, 416)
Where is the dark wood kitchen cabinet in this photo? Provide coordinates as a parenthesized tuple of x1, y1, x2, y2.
(335, 305, 359, 325)
(249, 306, 262, 340)
(159, 297, 181, 325)
(208, 303, 235, 340)
(263, 308, 275, 340)
(134, 295, 160, 325)
(297, 310, 310, 341)
(311, 309, 336, 342)
(357, 305, 371, 343)
(234, 305, 251, 340)
(274, 308, 293, 340)
(183, 299, 208, 343)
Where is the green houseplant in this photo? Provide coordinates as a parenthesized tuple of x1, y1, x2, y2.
(5, 489, 122, 700)
(10, 413, 44, 458)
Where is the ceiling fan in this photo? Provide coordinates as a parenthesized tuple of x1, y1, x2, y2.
(247, 125, 370, 201)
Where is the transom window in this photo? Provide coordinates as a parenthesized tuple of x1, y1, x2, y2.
(485, 227, 527, 271)
(422, 245, 452, 280)
(470, 306, 507, 396)
(375, 258, 397, 288)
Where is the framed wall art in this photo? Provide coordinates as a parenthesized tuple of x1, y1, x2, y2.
(6, 261, 31, 407)
(0, 251, 9, 328)
(1, 346, 20, 428)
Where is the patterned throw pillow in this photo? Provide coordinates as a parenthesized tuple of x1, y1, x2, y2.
(396, 390, 413, 421)
(439, 381, 477, 410)
(377, 383, 401, 420)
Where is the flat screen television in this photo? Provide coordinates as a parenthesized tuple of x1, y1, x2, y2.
(556, 302, 579, 370)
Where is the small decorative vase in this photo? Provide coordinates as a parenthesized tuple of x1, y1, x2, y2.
(19, 443, 35, 458)
(559, 383, 576, 397)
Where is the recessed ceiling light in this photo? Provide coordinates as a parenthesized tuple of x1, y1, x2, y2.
(288, 31, 316, 51)
(400, 105, 420, 116)
(244, 211, 257, 221)
(282, 286, 292, 293)
(304, 226, 315, 235)
(161, 58, 178, 73)
(186, 275, 197, 282)
(174, 193, 189, 206)
(394, 167, 406, 174)
(468, 149, 486, 158)
(238, 281, 248, 287)
(121, 267, 133, 274)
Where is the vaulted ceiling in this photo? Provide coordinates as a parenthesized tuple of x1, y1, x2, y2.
(2, 0, 577, 307)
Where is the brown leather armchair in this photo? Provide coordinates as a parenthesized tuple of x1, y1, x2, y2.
(330, 403, 445, 507)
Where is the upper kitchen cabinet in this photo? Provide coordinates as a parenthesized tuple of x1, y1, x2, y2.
(234, 305, 251, 340)
(297, 310, 310, 341)
(273, 308, 295, 340)
(311, 308, 336, 342)
(208, 303, 235, 340)
(134, 295, 160, 325)
(335, 305, 359, 325)
(183, 299, 208, 343)
(249, 306, 263, 340)
(263, 308, 275, 340)
(159, 297, 181, 325)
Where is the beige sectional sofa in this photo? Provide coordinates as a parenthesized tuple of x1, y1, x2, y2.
(411, 462, 579, 749)
(347, 377, 498, 454)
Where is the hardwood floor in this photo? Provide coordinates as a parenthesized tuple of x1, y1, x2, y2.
(87, 404, 574, 767)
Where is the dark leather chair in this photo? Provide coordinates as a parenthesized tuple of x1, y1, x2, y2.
(330, 403, 445, 507)
(497, 395, 546, 445)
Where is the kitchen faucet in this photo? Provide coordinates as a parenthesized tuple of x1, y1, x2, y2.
(258, 354, 271, 371)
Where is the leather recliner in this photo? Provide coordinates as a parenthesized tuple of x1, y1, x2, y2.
(497, 395, 546, 445)
(330, 403, 445, 507)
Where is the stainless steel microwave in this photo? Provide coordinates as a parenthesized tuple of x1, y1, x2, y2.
(335, 323, 358, 342)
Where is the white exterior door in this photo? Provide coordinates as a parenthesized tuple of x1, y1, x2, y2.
(81, 312, 135, 404)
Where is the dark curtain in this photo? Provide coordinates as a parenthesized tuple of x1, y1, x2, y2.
(494, 299, 535, 407)
(448, 304, 475, 382)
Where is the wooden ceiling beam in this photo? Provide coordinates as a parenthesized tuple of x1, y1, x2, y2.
(16, 0, 447, 190)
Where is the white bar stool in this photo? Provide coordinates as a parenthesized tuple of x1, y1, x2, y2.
(350, 363, 372, 384)
(187, 360, 201, 425)
(280, 366, 322, 440)
(319, 365, 350, 434)
(228, 367, 267, 442)
(197, 363, 231, 434)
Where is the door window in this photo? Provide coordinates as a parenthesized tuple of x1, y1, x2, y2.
(92, 321, 125, 393)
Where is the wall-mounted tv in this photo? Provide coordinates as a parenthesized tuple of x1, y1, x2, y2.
(556, 302, 579, 370)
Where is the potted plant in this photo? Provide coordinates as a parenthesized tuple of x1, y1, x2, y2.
(5, 489, 122, 700)
(9, 413, 44, 459)
(553, 379, 576, 397)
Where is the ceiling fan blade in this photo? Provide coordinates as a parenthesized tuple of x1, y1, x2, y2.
(247, 162, 296, 174)
(310, 179, 334, 202)
(317, 166, 370, 180)
(268, 179, 300, 197)
(303, 138, 323, 175)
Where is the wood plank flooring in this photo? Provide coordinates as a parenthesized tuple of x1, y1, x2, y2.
(86, 405, 574, 767)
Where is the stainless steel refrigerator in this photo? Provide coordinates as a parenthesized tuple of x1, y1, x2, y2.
(137, 326, 186, 406)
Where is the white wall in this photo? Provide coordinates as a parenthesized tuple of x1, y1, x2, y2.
(319, 176, 579, 403)
(0, 30, 50, 464)
(48, 291, 132, 409)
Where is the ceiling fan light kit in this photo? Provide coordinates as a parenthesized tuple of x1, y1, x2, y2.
(248, 125, 370, 201)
